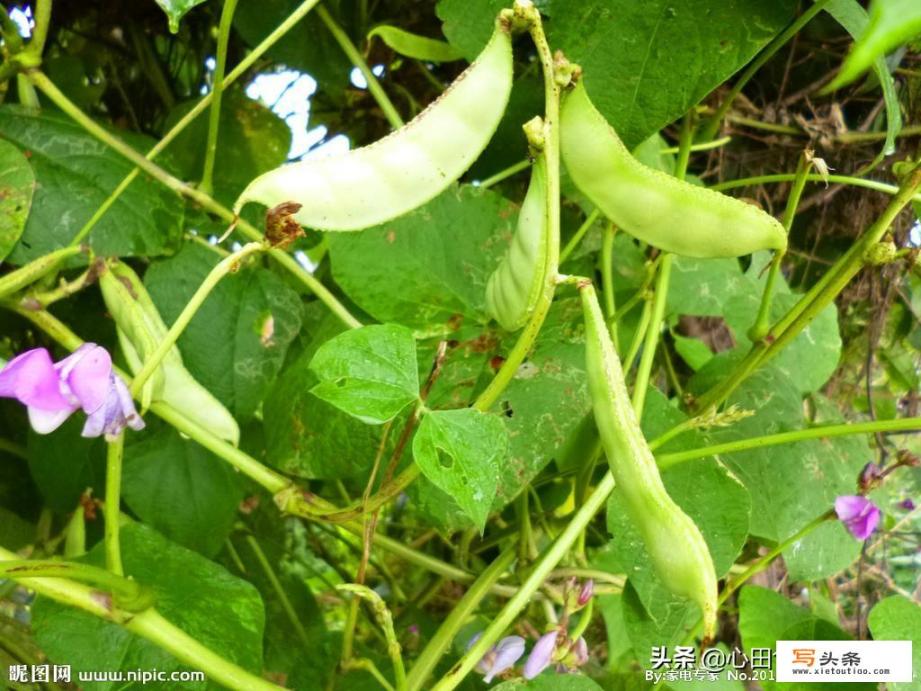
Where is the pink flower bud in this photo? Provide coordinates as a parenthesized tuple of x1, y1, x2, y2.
(577, 579, 594, 606)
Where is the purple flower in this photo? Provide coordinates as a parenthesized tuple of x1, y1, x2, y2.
(524, 631, 558, 680)
(835, 495, 881, 540)
(898, 498, 916, 511)
(0, 345, 143, 439)
(470, 634, 525, 684)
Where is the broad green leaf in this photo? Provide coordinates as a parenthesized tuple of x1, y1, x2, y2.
(0, 506, 34, 551)
(867, 596, 921, 690)
(123, 423, 244, 557)
(673, 333, 714, 371)
(328, 185, 515, 329)
(548, 0, 796, 148)
(0, 107, 184, 262)
(154, 0, 206, 32)
(163, 89, 291, 207)
(621, 580, 697, 654)
(368, 26, 463, 62)
(738, 586, 874, 691)
(825, 0, 903, 157)
(667, 256, 753, 318)
(436, 0, 510, 60)
(412, 408, 508, 531)
(494, 675, 605, 690)
(32, 523, 265, 690)
(233, 0, 352, 89)
(144, 243, 302, 420)
(829, 0, 921, 90)
(309, 324, 420, 424)
(0, 139, 34, 262)
(263, 307, 389, 479)
(27, 416, 105, 512)
(701, 367, 864, 580)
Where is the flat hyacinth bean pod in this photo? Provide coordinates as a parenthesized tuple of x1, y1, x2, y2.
(234, 21, 514, 232)
(561, 82, 787, 258)
(485, 155, 548, 331)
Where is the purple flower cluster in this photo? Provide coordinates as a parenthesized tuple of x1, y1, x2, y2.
(0, 345, 144, 439)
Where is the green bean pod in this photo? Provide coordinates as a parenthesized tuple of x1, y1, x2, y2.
(234, 19, 514, 232)
(561, 82, 786, 258)
(99, 260, 240, 445)
(580, 281, 718, 638)
(485, 156, 548, 331)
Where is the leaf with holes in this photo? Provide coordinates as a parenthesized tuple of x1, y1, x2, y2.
(309, 324, 420, 424)
(412, 408, 508, 531)
(0, 139, 34, 262)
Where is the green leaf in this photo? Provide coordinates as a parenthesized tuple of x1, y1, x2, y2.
(310, 324, 420, 424)
(154, 0, 207, 32)
(868, 596, 921, 690)
(672, 334, 714, 371)
(436, 0, 510, 60)
(548, 0, 797, 148)
(233, 0, 352, 89)
(738, 586, 874, 691)
(263, 307, 389, 479)
(27, 416, 105, 512)
(667, 256, 754, 318)
(368, 25, 464, 62)
(702, 368, 864, 580)
(0, 139, 34, 262)
(123, 423, 244, 557)
(144, 243, 302, 420)
(32, 523, 265, 690)
(0, 107, 184, 263)
(328, 185, 515, 329)
(412, 408, 508, 531)
(828, 0, 921, 90)
(825, 0, 903, 157)
(163, 89, 291, 208)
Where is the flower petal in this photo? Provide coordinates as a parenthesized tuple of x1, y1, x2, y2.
(81, 373, 144, 439)
(56, 344, 112, 413)
(835, 495, 881, 540)
(483, 636, 525, 683)
(0, 348, 71, 410)
(27, 405, 77, 434)
(523, 632, 557, 680)
(834, 495, 869, 522)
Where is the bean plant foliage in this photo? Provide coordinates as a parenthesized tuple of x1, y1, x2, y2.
(0, 0, 919, 690)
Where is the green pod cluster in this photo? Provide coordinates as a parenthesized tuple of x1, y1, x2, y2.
(561, 82, 787, 258)
(235, 19, 514, 232)
(485, 156, 548, 331)
(580, 281, 718, 638)
(98, 260, 240, 445)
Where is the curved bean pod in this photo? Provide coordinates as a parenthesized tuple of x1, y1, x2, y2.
(580, 281, 718, 638)
(561, 82, 786, 258)
(234, 20, 514, 232)
(485, 156, 548, 331)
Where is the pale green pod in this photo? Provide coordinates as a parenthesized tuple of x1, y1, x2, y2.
(485, 156, 548, 331)
(561, 82, 787, 258)
(580, 282, 718, 638)
(367, 25, 463, 63)
(234, 21, 513, 231)
(99, 260, 240, 445)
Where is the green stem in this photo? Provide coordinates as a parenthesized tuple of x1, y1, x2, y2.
(659, 135, 731, 155)
(473, 7, 561, 413)
(23, 0, 51, 64)
(559, 208, 601, 264)
(29, 70, 361, 329)
(700, 0, 831, 141)
(722, 513, 834, 604)
(104, 433, 125, 576)
(622, 298, 653, 370)
(406, 547, 516, 691)
(0, 6, 24, 53)
(630, 256, 671, 416)
(657, 416, 921, 469)
(0, 559, 139, 600)
(432, 472, 616, 690)
(316, 5, 403, 129)
(479, 159, 530, 188)
(67, 0, 323, 246)
(748, 152, 811, 341)
(129, 241, 264, 397)
(694, 164, 921, 411)
(711, 173, 921, 203)
(244, 534, 313, 653)
(337, 584, 407, 691)
(200, 0, 239, 194)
